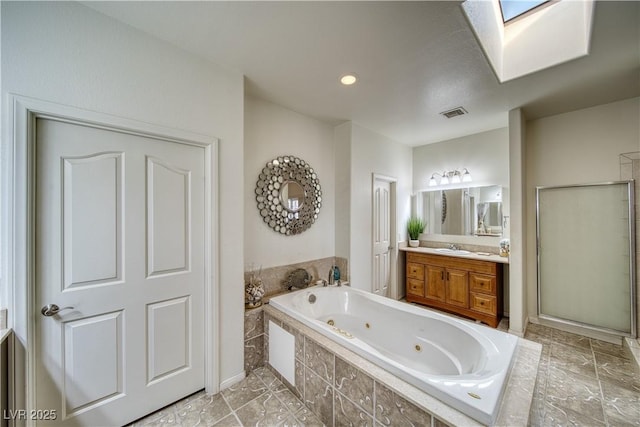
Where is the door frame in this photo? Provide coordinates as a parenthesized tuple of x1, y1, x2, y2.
(5, 95, 220, 423)
(371, 173, 398, 298)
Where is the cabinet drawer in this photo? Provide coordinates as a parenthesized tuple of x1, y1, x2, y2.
(470, 293, 497, 315)
(407, 278, 424, 296)
(470, 274, 496, 295)
(407, 262, 424, 280)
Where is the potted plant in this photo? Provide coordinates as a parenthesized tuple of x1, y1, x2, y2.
(407, 217, 425, 248)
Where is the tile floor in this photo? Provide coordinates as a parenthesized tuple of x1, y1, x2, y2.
(524, 323, 640, 427)
(131, 323, 640, 427)
(128, 367, 323, 427)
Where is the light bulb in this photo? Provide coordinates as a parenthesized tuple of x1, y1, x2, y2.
(340, 74, 357, 85)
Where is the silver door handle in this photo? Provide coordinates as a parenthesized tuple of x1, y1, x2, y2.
(41, 304, 74, 317)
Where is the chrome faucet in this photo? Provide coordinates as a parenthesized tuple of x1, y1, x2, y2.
(448, 243, 460, 250)
(328, 266, 335, 286)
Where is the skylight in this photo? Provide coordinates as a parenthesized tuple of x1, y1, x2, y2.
(499, 0, 549, 23)
(462, 0, 593, 82)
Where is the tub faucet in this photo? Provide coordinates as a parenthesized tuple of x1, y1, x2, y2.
(328, 266, 335, 286)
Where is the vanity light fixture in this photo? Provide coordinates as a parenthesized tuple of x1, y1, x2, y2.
(428, 169, 472, 187)
(462, 168, 472, 183)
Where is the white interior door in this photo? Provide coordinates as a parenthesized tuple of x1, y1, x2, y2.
(373, 178, 391, 296)
(35, 118, 205, 426)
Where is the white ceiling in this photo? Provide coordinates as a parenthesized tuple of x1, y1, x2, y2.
(84, 1, 639, 146)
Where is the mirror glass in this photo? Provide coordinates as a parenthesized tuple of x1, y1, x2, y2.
(255, 155, 322, 235)
(418, 185, 503, 236)
(280, 180, 305, 213)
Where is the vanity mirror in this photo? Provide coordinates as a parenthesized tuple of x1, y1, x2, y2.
(255, 155, 322, 235)
(416, 185, 503, 236)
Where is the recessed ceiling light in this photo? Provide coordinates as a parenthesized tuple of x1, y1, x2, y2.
(340, 74, 357, 85)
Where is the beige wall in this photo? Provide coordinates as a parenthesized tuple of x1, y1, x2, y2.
(2, 1, 245, 398)
(244, 96, 335, 269)
(413, 127, 510, 192)
(508, 108, 527, 334)
(525, 97, 640, 324)
(334, 122, 352, 261)
(412, 127, 510, 246)
(349, 123, 413, 293)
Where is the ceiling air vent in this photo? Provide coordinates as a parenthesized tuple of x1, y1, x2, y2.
(440, 107, 468, 119)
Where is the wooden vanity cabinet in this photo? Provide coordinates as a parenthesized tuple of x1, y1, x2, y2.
(445, 269, 469, 308)
(405, 252, 503, 327)
(424, 265, 445, 302)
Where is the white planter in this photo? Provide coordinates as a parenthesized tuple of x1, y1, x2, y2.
(409, 240, 420, 248)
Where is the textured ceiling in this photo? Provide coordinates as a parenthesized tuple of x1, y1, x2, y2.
(84, 1, 640, 146)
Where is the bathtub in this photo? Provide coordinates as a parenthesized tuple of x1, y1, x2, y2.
(268, 285, 518, 425)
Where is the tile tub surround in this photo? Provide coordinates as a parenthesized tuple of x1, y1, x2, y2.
(263, 304, 541, 426)
(136, 319, 640, 426)
(244, 307, 265, 373)
(244, 256, 348, 373)
(244, 257, 349, 298)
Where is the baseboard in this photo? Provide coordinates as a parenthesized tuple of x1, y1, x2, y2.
(219, 371, 246, 391)
(534, 316, 623, 345)
(507, 315, 528, 337)
(623, 337, 640, 369)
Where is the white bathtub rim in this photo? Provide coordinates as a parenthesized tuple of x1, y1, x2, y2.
(262, 304, 483, 427)
(269, 286, 518, 425)
(269, 302, 511, 425)
(273, 285, 516, 377)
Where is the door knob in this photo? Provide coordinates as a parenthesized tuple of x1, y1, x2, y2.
(41, 304, 74, 317)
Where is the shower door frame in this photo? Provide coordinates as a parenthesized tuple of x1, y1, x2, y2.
(536, 180, 636, 338)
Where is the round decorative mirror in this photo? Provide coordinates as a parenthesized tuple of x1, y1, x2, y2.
(255, 155, 322, 235)
(280, 180, 305, 213)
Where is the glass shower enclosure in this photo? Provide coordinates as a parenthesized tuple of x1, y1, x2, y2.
(536, 181, 636, 337)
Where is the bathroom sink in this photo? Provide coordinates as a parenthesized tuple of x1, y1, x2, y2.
(434, 248, 471, 255)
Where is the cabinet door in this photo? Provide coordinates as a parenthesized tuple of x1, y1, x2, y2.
(446, 269, 469, 308)
(425, 265, 446, 302)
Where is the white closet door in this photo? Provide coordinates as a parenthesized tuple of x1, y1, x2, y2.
(373, 179, 391, 296)
(537, 182, 635, 335)
(35, 118, 206, 426)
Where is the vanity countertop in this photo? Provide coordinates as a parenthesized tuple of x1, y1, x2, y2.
(400, 246, 509, 264)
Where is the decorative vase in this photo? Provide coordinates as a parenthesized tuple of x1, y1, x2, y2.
(409, 239, 420, 248)
(499, 238, 510, 257)
(245, 264, 265, 308)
